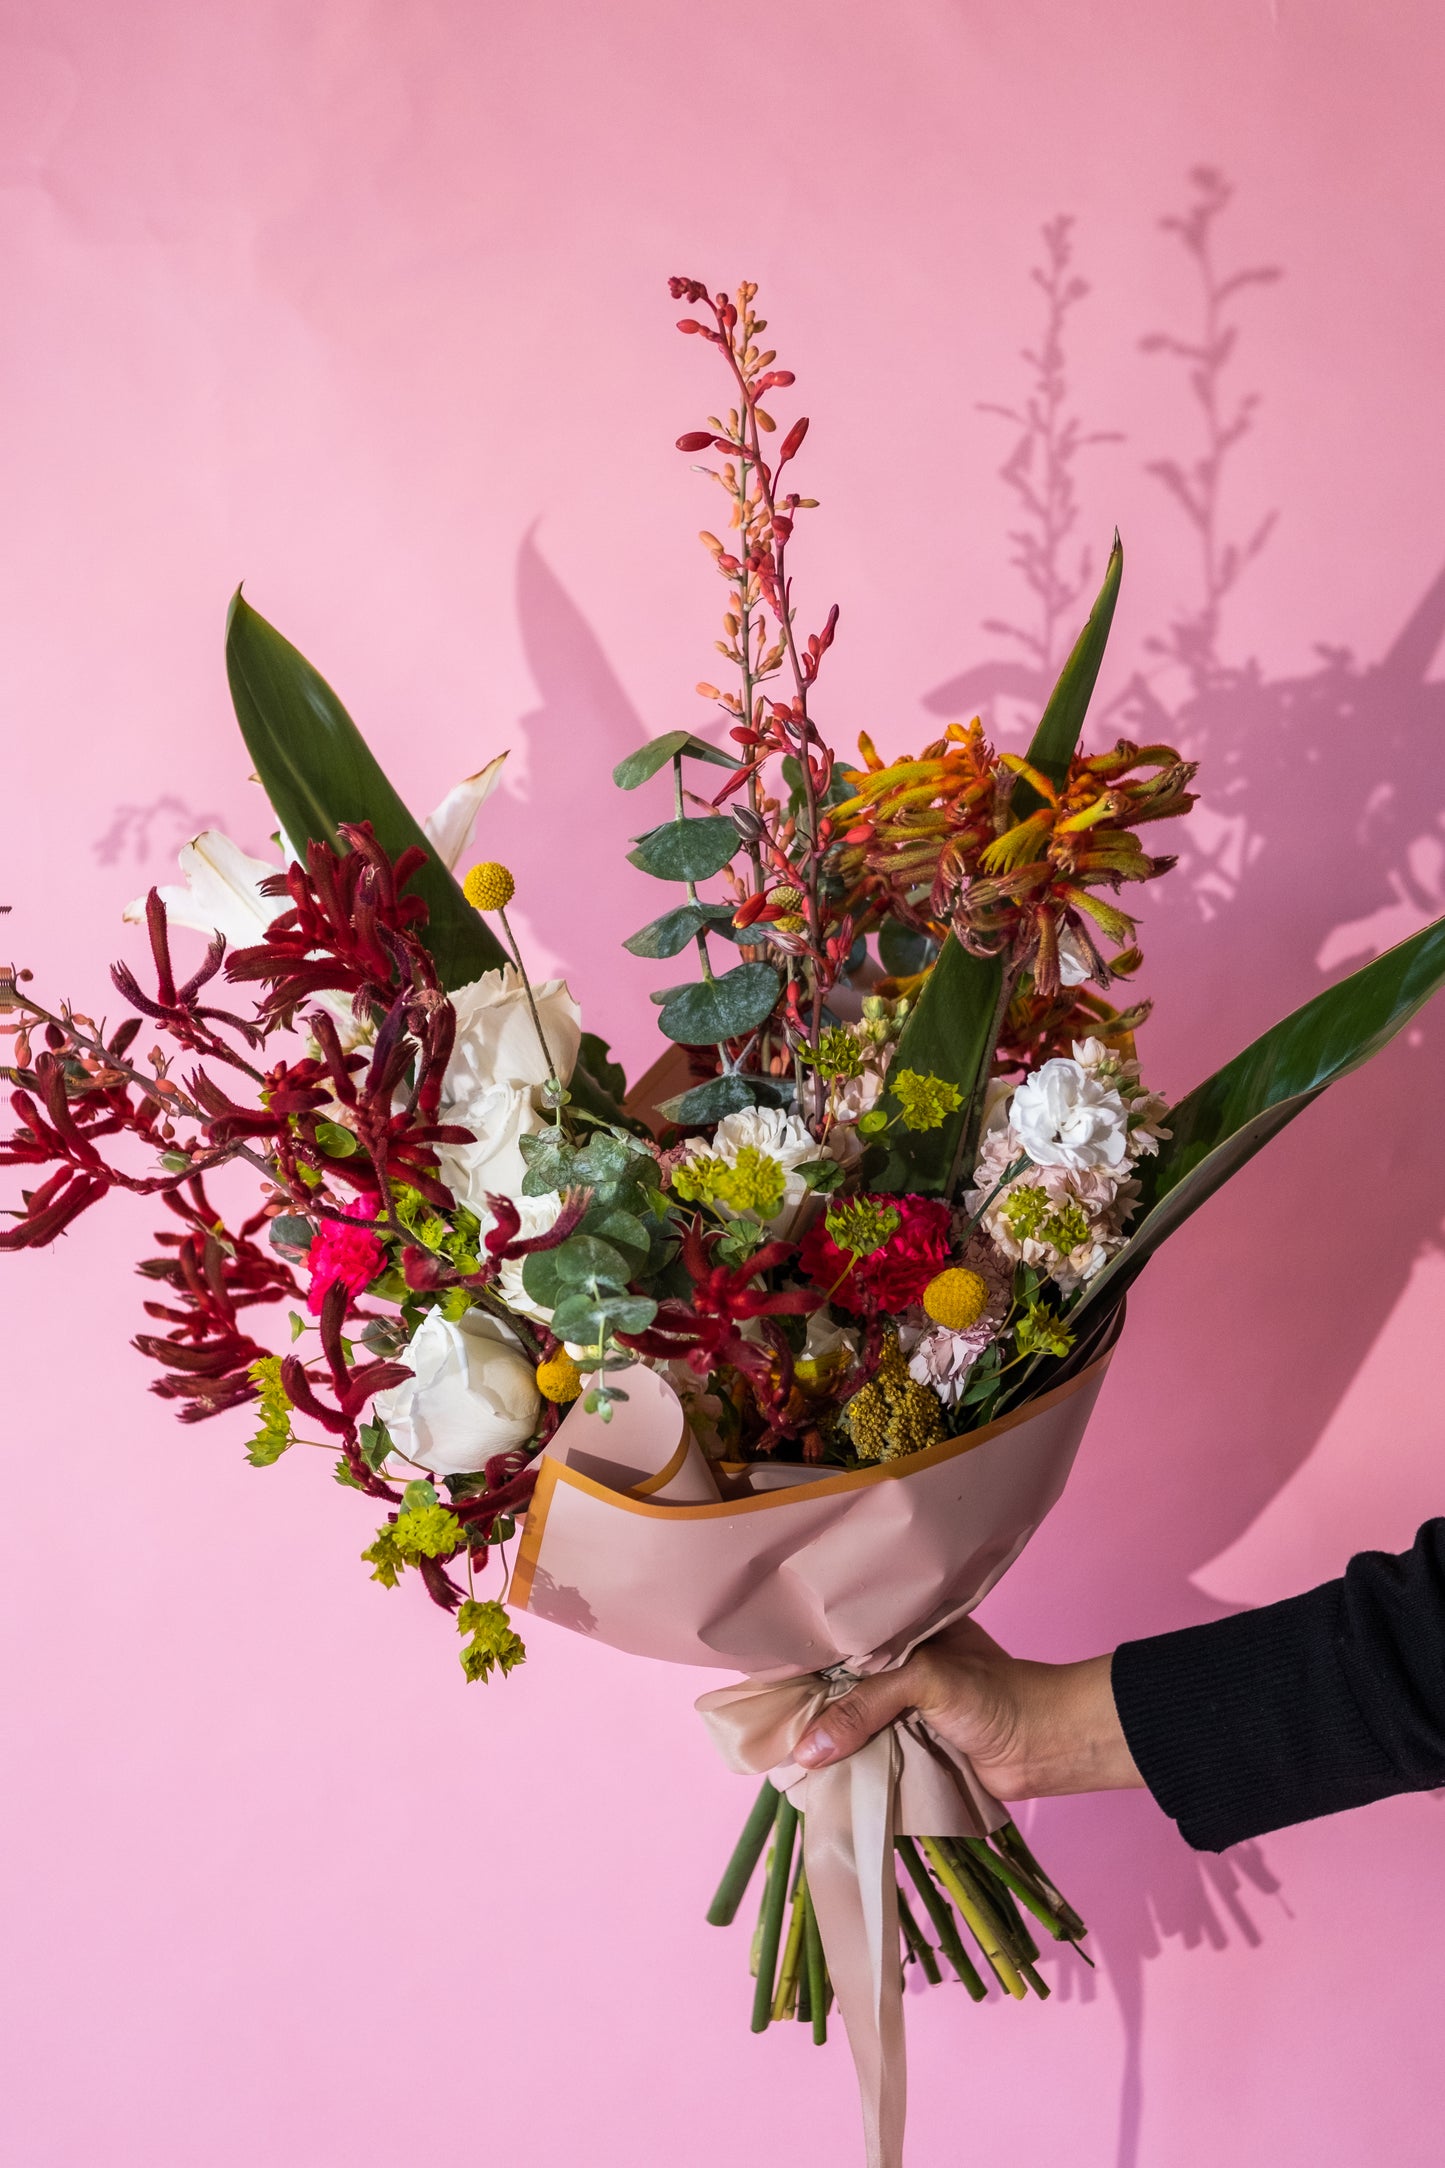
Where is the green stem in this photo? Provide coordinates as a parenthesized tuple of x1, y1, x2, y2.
(803, 1880, 829, 2044)
(496, 905, 563, 1105)
(707, 1780, 780, 1926)
(673, 752, 716, 987)
(992, 1821, 1089, 1941)
(895, 1835, 986, 1999)
(751, 1794, 799, 2031)
(959, 1833, 1069, 1941)
(896, 1888, 943, 1986)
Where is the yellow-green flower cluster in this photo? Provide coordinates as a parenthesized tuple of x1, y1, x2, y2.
(363, 1502, 464, 1587)
(889, 1068, 963, 1132)
(457, 1598, 527, 1683)
(244, 1355, 295, 1467)
(1014, 1300, 1075, 1361)
(800, 1024, 865, 1082)
(824, 1195, 901, 1259)
(844, 1336, 945, 1463)
(1002, 1185, 1090, 1258)
(673, 1144, 787, 1220)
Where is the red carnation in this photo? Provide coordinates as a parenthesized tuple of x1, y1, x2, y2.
(306, 1193, 384, 1317)
(797, 1192, 952, 1314)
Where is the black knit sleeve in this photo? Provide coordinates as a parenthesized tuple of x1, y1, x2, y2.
(1110, 1519, 1445, 1851)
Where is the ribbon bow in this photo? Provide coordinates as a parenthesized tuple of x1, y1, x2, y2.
(696, 1666, 1009, 2168)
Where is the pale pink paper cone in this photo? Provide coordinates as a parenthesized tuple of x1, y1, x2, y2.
(511, 1338, 1118, 2168)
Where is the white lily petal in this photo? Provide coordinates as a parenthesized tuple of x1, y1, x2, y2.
(124, 830, 283, 947)
(423, 753, 509, 871)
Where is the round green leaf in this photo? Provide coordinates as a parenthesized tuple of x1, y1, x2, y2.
(657, 963, 782, 1047)
(627, 818, 740, 883)
(613, 731, 741, 790)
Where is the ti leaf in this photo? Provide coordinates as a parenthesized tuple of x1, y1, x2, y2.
(627, 817, 741, 883)
(225, 592, 507, 989)
(657, 962, 781, 1047)
(1071, 913, 1445, 1332)
(868, 935, 1004, 1196)
(613, 731, 741, 790)
(624, 901, 744, 958)
(1012, 534, 1123, 818)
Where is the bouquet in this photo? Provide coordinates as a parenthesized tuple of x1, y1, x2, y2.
(6, 277, 1445, 2168)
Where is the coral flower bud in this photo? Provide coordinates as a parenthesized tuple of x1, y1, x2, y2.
(463, 862, 515, 912)
(922, 1267, 990, 1331)
(536, 1350, 583, 1403)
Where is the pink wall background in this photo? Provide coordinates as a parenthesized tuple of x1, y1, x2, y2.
(5, 2, 1445, 2161)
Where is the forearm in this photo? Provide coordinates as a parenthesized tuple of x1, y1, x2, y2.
(1000, 1653, 1142, 1798)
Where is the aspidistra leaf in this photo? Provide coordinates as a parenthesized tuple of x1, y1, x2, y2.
(869, 935, 1003, 1195)
(224, 592, 507, 988)
(1071, 913, 1445, 1329)
(1013, 535, 1123, 817)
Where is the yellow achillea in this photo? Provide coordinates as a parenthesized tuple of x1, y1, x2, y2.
(844, 1336, 945, 1464)
(463, 861, 516, 912)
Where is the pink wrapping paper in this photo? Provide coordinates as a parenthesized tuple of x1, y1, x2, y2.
(512, 1341, 1119, 2168)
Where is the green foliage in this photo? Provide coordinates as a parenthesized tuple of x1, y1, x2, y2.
(312, 1119, 357, 1158)
(889, 1069, 964, 1132)
(1014, 1301, 1074, 1360)
(877, 922, 937, 980)
(577, 1032, 627, 1105)
(457, 1599, 528, 1683)
(357, 1419, 395, 1474)
(1012, 534, 1123, 818)
(225, 591, 508, 989)
(869, 937, 1004, 1196)
(268, 1214, 316, 1261)
(613, 730, 741, 790)
(653, 1073, 795, 1126)
(1071, 911, 1445, 1333)
(623, 900, 745, 958)
(657, 962, 782, 1046)
(244, 1356, 294, 1466)
(627, 817, 741, 883)
(548, 1290, 658, 1344)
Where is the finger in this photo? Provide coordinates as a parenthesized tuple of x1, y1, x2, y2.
(794, 1669, 918, 1769)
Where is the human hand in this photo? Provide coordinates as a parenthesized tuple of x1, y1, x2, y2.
(793, 1617, 1143, 1800)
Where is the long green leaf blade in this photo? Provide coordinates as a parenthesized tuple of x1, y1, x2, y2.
(1072, 913, 1445, 1328)
(1013, 535, 1123, 817)
(870, 935, 1003, 1195)
(225, 591, 507, 988)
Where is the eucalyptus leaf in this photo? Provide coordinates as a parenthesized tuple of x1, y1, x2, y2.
(613, 730, 741, 790)
(657, 962, 782, 1047)
(869, 935, 1003, 1195)
(584, 1208, 651, 1269)
(549, 1291, 658, 1343)
(553, 1236, 633, 1288)
(624, 901, 744, 958)
(1071, 913, 1445, 1332)
(655, 1072, 797, 1126)
(627, 817, 741, 884)
(269, 1214, 316, 1259)
(225, 592, 507, 988)
(1012, 535, 1123, 818)
(313, 1119, 357, 1158)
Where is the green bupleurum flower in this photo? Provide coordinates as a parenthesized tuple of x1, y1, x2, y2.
(888, 1068, 964, 1132)
(802, 1024, 865, 1082)
(244, 1356, 294, 1467)
(674, 1145, 787, 1222)
(457, 1598, 527, 1684)
(1014, 1300, 1075, 1361)
(824, 1195, 902, 1259)
(362, 1502, 465, 1588)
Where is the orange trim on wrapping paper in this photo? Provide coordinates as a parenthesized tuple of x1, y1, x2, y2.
(509, 1325, 1121, 1612)
(626, 1427, 693, 1498)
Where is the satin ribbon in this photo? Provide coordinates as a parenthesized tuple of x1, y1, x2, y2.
(697, 1667, 1009, 2168)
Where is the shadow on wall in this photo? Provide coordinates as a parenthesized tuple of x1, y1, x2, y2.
(936, 170, 1445, 2168)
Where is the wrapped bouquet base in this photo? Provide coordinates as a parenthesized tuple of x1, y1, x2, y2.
(512, 1330, 1120, 2167)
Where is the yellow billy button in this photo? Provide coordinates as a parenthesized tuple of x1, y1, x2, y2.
(921, 1266, 990, 1332)
(535, 1350, 583, 1403)
(463, 861, 516, 912)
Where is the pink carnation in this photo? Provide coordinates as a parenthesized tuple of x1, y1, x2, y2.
(797, 1192, 952, 1314)
(306, 1194, 384, 1316)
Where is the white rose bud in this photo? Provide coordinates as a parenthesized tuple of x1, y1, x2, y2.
(372, 1309, 541, 1476)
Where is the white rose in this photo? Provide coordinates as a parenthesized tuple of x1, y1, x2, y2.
(436, 968, 583, 1214)
(1009, 1056, 1130, 1173)
(446, 967, 582, 1094)
(436, 1079, 548, 1215)
(489, 1192, 565, 1322)
(372, 1308, 541, 1476)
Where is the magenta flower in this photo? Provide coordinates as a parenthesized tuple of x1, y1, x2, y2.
(306, 1194, 384, 1317)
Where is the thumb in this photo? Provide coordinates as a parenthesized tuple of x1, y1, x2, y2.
(794, 1670, 916, 1769)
